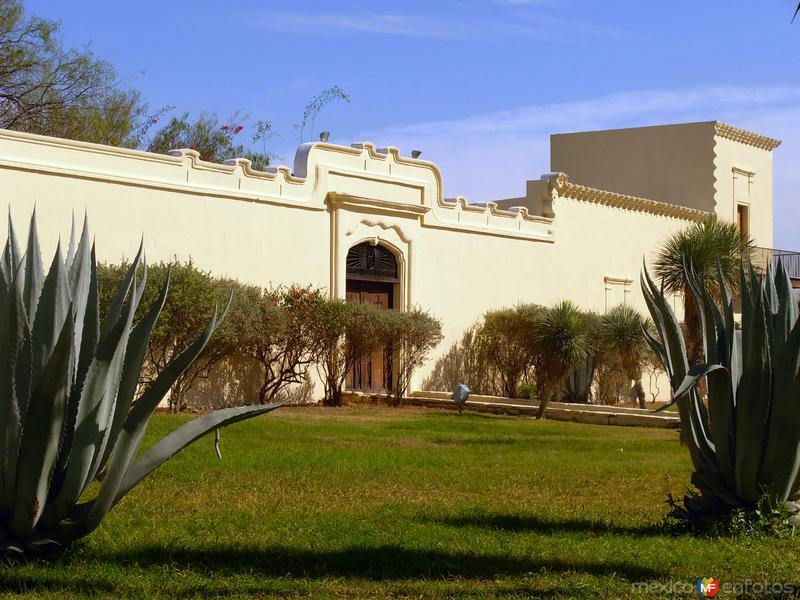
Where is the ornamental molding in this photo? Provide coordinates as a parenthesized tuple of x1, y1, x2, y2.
(549, 173, 711, 221)
(714, 122, 782, 151)
(345, 219, 412, 244)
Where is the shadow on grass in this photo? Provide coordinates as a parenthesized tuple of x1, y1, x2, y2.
(429, 513, 665, 537)
(0, 545, 670, 597)
(90, 544, 663, 579)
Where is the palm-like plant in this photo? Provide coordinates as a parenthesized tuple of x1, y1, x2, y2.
(533, 301, 590, 419)
(642, 259, 800, 524)
(0, 213, 283, 556)
(653, 217, 753, 366)
(599, 305, 653, 408)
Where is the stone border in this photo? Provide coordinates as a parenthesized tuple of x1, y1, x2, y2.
(344, 392, 680, 429)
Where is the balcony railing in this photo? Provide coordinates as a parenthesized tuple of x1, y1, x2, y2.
(751, 247, 800, 281)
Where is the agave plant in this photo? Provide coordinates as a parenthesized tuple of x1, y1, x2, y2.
(642, 258, 800, 523)
(0, 212, 283, 555)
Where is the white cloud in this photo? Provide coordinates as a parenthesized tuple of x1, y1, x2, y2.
(355, 85, 800, 248)
(242, 10, 626, 42)
(495, 0, 562, 4)
(247, 12, 455, 39)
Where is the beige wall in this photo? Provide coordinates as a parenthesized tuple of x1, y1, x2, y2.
(713, 136, 774, 248)
(551, 122, 717, 211)
(550, 121, 779, 248)
(0, 122, 775, 400)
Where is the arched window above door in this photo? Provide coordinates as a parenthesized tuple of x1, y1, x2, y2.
(346, 242, 398, 282)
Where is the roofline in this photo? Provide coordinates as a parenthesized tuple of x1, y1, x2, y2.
(547, 173, 712, 222)
(714, 122, 782, 151)
(551, 120, 782, 152)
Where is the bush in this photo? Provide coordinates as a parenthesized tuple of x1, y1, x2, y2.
(98, 259, 243, 412)
(230, 284, 327, 404)
(382, 307, 443, 402)
(422, 324, 502, 395)
(316, 300, 387, 406)
(477, 304, 543, 398)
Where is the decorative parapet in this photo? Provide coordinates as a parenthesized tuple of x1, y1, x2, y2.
(714, 122, 782, 151)
(436, 195, 554, 241)
(0, 128, 555, 242)
(551, 173, 711, 221)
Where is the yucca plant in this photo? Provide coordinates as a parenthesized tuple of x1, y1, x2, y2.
(642, 259, 800, 524)
(533, 301, 590, 419)
(653, 217, 753, 366)
(599, 305, 653, 409)
(0, 212, 283, 556)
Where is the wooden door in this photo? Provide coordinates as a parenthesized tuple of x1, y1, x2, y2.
(346, 287, 391, 391)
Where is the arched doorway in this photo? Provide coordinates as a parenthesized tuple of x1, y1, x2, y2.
(345, 242, 398, 392)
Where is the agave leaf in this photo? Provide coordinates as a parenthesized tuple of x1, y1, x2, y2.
(101, 241, 143, 342)
(683, 263, 718, 365)
(1, 213, 21, 286)
(28, 244, 71, 420)
(773, 260, 798, 358)
(85, 304, 225, 530)
(641, 266, 688, 387)
(47, 244, 101, 508)
(97, 270, 169, 472)
(735, 276, 773, 503)
(46, 266, 139, 521)
(8, 312, 73, 537)
(759, 302, 800, 501)
(705, 367, 737, 491)
(108, 401, 285, 513)
(0, 268, 28, 514)
(671, 363, 726, 401)
(67, 216, 93, 373)
(73, 244, 100, 399)
(22, 210, 44, 323)
(85, 274, 142, 484)
(65, 212, 78, 272)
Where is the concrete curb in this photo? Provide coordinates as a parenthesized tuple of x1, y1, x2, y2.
(344, 392, 680, 429)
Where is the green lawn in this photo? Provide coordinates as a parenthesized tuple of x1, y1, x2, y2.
(2, 406, 798, 599)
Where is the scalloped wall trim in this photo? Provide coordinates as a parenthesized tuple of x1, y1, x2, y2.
(714, 122, 782, 151)
(555, 177, 711, 221)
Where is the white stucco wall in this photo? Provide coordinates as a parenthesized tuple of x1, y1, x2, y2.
(0, 123, 775, 401)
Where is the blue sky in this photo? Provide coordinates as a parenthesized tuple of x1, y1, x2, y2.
(23, 0, 800, 247)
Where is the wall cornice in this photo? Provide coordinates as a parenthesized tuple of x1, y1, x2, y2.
(714, 122, 782, 151)
(551, 173, 711, 221)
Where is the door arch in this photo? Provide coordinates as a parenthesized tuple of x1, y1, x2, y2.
(345, 242, 399, 392)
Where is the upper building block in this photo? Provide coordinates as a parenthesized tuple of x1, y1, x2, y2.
(550, 121, 780, 247)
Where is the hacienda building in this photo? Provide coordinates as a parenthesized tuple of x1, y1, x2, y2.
(0, 121, 786, 400)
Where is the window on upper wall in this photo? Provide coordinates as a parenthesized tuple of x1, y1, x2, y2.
(732, 167, 754, 223)
(604, 277, 632, 313)
(737, 203, 750, 238)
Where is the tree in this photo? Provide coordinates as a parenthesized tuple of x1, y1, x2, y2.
(147, 112, 274, 170)
(477, 304, 543, 398)
(316, 300, 387, 406)
(97, 259, 240, 411)
(653, 217, 752, 366)
(383, 307, 443, 402)
(0, 0, 152, 146)
(533, 301, 591, 419)
(599, 304, 653, 409)
(230, 284, 326, 404)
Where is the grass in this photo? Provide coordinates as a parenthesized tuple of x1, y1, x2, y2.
(2, 406, 799, 599)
